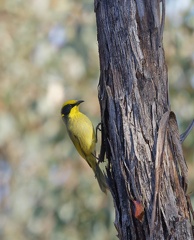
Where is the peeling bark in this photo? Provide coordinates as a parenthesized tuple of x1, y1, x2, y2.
(95, 0, 193, 239)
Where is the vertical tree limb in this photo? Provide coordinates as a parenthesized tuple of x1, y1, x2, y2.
(95, 0, 193, 239)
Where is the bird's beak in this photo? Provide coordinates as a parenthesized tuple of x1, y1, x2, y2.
(76, 100, 84, 106)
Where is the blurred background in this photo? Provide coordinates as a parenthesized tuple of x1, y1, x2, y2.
(0, 0, 193, 239)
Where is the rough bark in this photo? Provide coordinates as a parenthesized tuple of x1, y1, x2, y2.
(95, 0, 193, 239)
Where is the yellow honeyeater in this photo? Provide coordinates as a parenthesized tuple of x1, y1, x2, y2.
(61, 100, 107, 193)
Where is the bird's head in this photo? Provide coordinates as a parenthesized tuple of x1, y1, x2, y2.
(61, 100, 84, 118)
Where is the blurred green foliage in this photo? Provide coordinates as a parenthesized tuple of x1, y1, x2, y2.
(0, 0, 193, 239)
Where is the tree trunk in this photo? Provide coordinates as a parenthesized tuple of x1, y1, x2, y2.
(94, 0, 193, 239)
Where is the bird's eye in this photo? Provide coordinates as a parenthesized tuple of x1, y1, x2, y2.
(61, 104, 72, 116)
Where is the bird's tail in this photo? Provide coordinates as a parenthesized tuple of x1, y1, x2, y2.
(94, 163, 107, 194)
(86, 154, 108, 193)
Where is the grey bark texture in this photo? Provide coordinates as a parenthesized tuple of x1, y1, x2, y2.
(95, 0, 194, 239)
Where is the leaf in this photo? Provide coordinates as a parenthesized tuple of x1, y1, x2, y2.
(133, 200, 144, 222)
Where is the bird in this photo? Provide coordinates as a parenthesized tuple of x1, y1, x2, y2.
(61, 99, 107, 193)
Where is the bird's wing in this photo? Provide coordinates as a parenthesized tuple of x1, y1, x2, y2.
(68, 130, 86, 156)
(68, 131, 95, 169)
